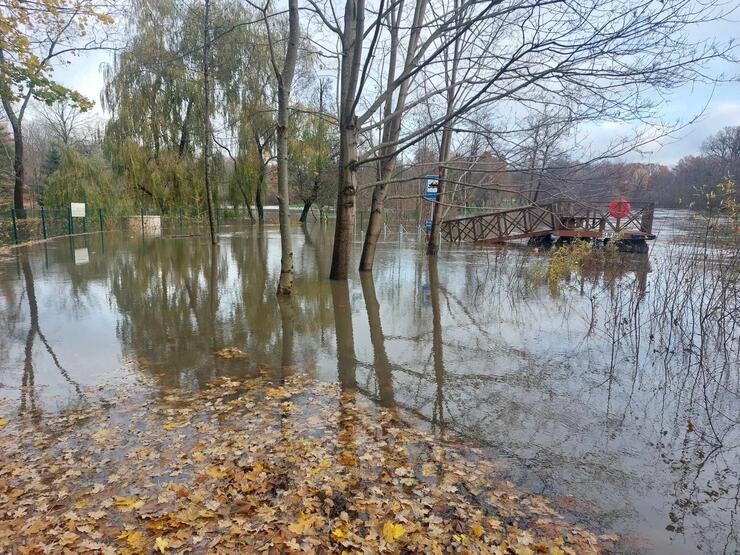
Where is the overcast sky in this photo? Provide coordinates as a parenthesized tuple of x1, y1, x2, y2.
(46, 9, 740, 168)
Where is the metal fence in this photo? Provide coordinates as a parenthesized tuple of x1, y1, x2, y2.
(1, 204, 504, 247)
(0, 206, 264, 247)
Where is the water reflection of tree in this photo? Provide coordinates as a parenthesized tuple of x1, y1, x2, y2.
(341, 239, 735, 552)
(331, 280, 356, 389)
(110, 229, 334, 388)
(359, 273, 394, 407)
(18, 255, 83, 413)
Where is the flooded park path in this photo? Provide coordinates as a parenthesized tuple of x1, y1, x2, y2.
(0, 210, 737, 553)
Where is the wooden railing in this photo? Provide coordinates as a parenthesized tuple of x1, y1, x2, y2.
(440, 201, 655, 243)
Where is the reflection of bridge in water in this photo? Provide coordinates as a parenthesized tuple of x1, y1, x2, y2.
(441, 201, 655, 251)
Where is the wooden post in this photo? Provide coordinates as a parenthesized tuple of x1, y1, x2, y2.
(640, 203, 655, 233)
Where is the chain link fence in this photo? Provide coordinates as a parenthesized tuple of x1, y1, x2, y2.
(0, 206, 266, 247)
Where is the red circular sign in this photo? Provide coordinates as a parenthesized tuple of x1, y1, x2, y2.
(609, 198, 631, 218)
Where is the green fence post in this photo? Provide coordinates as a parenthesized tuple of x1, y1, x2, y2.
(82, 212, 87, 233)
(179, 207, 183, 229)
(99, 209, 104, 232)
(140, 208, 145, 234)
(41, 208, 47, 239)
(68, 207, 74, 235)
(10, 209, 19, 244)
(216, 207, 221, 226)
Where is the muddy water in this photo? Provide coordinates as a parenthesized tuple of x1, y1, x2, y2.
(0, 211, 737, 554)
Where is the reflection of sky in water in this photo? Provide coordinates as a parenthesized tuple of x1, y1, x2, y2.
(0, 212, 737, 555)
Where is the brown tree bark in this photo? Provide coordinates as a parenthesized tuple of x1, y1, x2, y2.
(329, 0, 364, 280)
(203, 0, 217, 245)
(359, 0, 428, 272)
(270, 0, 300, 295)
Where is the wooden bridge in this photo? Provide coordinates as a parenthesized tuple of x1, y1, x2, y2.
(440, 201, 655, 246)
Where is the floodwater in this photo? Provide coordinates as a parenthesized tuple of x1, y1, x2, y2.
(0, 210, 737, 554)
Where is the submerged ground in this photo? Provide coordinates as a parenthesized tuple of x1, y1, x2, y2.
(0, 211, 737, 553)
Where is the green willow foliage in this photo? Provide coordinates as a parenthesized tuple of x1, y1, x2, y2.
(289, 109, 337, 209)
(44, 147, 129, 213)
(30, 0, 331, 217)
(100, 0, 296, 215)
(0, 124, 12, 208)
(101, 0, 210, 212)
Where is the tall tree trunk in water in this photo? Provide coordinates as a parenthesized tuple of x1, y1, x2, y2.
(331, 123, 359, 279)
(359, 0, 428, 272)
(330, 0, 364, 281)
(299, 201, 312, 223)
(427, 125, 452, 255)
(202, 0, 217, 245)
(427, 13, 461, 256)
(244, 199, 255, 223)
(255, 176, 264, 223)
(273, 0, 299, 295)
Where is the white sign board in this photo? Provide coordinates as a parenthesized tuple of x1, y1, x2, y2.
(74, 248, 89, 265)
(70, 202, 86, 218)
(424, 175, 440, 199)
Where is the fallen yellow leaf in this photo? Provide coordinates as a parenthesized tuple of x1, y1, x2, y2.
(332, 526, 347, 539)
(113, 497, 144, 512)
(154, 536, 169, 553)
(0, 418, 9, 427)
(382, 521, 406, 543)
(205, 467, 227, 479)
(471, 523, 484, 538)
(117, 529, 145, 548)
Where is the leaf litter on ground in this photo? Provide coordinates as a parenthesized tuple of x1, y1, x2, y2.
(0, 374, 616, 553)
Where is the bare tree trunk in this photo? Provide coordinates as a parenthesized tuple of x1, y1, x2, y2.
(331, 123, 359, 279)
(272, 0, 299, 295)
(11, 124, 24, 212)
(359, 0, 427, 272)
(299, 200, 312, 223)
(427, 12, 461, 256)
(0, 49, 29, 214)
(203, 0, 217, 245)
(255, 176, 265, 223)
(329, 0, 364, 280)
(427, 126, 452, 255)
(359, 179, 388, 271)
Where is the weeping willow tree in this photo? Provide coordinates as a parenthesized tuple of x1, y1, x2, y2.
(44, 147, 127, 213)
(101, 0, 211, 213)
(289, 108, 337, 222)
(211, 5, 275, 223)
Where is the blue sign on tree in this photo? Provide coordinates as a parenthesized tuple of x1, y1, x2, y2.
(424, 175, 440, 200)
(425, 219, 433, 232)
